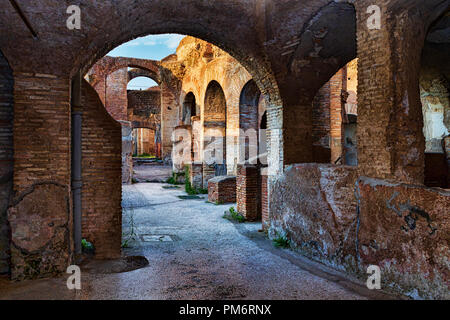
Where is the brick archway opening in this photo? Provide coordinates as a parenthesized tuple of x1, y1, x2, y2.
(203, 81, 227, 185)
(311, 58, 358, 165)
(182, 92, 197, 125)
(420, 10, 450, 188)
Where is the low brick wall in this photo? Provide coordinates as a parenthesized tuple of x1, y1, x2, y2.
(208, 176, 236, 204)
(236, 165, 260, 221)
(270, 163, 450, 299)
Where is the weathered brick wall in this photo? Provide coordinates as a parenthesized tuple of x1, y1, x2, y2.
(0, 51, 13, 274)
(261, 174, 269, 230)
(236, 165, 260, 221)
(8, 73, 72, 280)
(104, 68, 128, 121)
(312, 81, 331, 163)
(127, 89, 161, 130)
(80, 79, 122, 259)
(329, 69, 344, 164)
(208, 176, 236, 204)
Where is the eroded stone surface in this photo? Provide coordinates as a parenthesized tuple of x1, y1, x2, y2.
(356, 177, 450, 299)
(270, 164, 358, 272)
(7, 183, 71, 280)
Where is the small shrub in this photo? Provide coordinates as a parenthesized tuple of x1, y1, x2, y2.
(273, 233, 290, 248)
(184, 166, 208, 195)
(223, 207, 246, 223)
(166, 171, 183, 185)
(81, 239, 95, 254)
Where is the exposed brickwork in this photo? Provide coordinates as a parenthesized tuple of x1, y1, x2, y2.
(127, 89, 161, 130)
(80, 80, 122, 259)
(261, 174, 269, 230)
(236, 165, 260, 221)
(208, 176, 236, 204)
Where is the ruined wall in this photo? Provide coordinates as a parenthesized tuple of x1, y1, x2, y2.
(160, 55, 184, 162)
(312, 82, 331, 163)
(177, 36, 253, 176)
(80, 80, 122, 259)
(103, 68, 128, 121)
(8, 73, 72, 280)
(270, 164, 450, 299)
(127, 88, 161, 130)
(0, 51, 13, 273)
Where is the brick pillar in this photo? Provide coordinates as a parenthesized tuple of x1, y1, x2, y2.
(237, 165, 259, 221)
(329, 69, 344, 163)
(190, 163, 203, 189)
(261, 174, 269, 229)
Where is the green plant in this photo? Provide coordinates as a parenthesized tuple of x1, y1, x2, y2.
(166, 171, 184, 185)
(273, 233, 290, 248)
(223, 207, 246, 223)
(184, 166, 208, 195)
(122, 208, 138, 248)
(81, 239, 95, 253)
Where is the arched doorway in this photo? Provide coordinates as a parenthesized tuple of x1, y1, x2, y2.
(182, 92, 197, 125)
(203, 81, 227, 186)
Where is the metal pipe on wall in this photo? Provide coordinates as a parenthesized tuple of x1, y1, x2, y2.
(71, 72, 83, 255)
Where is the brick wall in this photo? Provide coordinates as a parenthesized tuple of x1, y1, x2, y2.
(261, 174, 269, 229)
(312, 81, 331, 163)
(329, 69, 344, 164)
(104, 69, 128, 121)
(127, 89, 161, 130)
(8, 73, 72, 280)
(236, 165, 260, 221)
(208, 176, 236, 204)
(80, 80, 122, 259)
(0, 51, 13, 273)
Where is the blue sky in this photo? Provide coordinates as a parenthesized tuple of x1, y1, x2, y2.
(108, 34, 185, 89)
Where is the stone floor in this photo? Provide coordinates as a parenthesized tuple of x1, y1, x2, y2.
(132, 162, 172, 183)
(0, 183, 399, 300)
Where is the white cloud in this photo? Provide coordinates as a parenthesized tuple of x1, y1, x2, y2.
(125, 34, 184, 49)
(164, 34, 185, 49)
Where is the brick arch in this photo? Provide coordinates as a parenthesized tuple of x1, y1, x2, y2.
(88, 56, 160, 87)
(128, 68, 160, 85)
(239, 80, 262, 165)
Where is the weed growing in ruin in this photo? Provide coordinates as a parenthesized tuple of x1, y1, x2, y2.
(223, 207, 246, 223)
(273, 233, 290, 248)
